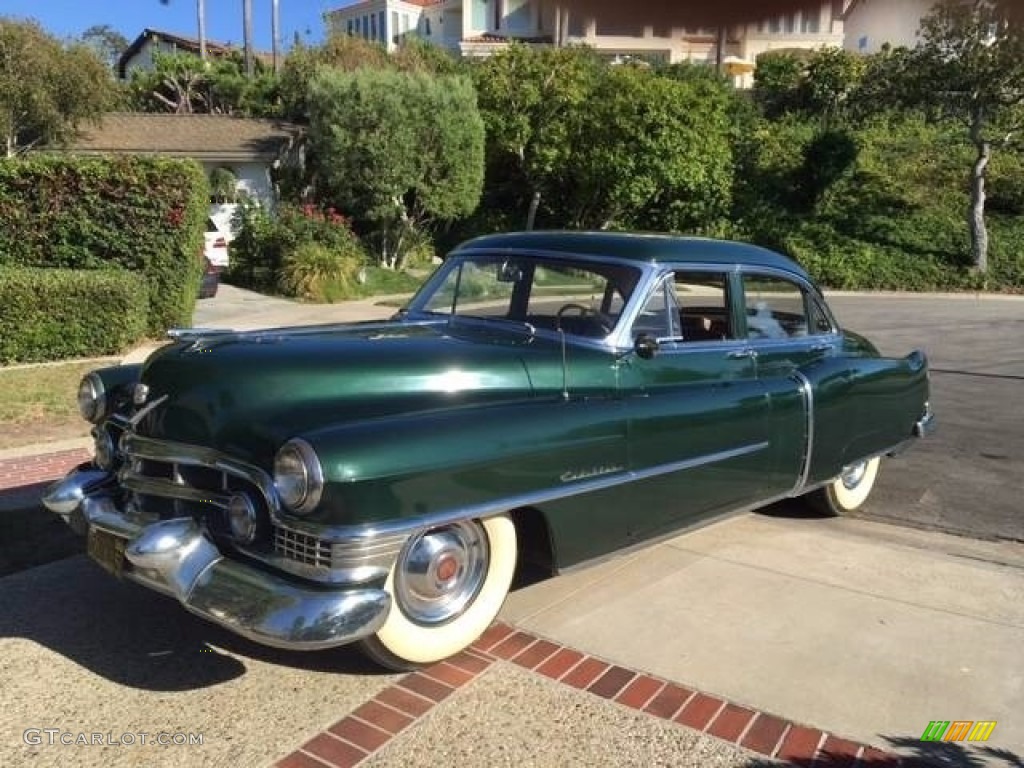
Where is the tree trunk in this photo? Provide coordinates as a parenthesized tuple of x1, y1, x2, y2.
(525, 190, 541, 231)
(968, 110, 990, 273)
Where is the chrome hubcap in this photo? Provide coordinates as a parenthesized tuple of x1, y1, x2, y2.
(394, 521, 488, 625)
(840, 461, 868, 490)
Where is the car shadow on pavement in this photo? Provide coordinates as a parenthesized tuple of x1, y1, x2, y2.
(0, 555, 384, 691)
(741, 736, 1022, 767)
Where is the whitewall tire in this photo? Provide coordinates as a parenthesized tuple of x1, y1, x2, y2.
(358, 515, 517, 671)
(809, 457, 881, 515)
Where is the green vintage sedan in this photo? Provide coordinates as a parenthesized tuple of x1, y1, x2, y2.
(44, 231, 934, 669)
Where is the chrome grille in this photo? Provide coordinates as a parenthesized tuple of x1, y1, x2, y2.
(274, 527, 333, 569)
(270, 525, 410, 582)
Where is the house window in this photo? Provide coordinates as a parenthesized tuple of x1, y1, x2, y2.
(379, 11, 386, 39)
(426, 17, 432, 35)
(363, 15, 369, 38)
(370, 12, 377, 40)
(801, 5, 820, 33)
(391, 11, 399, 41)
(401, 14, 409, 33)
(494, 0, 501, 31)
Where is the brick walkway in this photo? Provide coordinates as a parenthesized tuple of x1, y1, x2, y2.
(0, 448, 89, 491)
(275, 623, 903, 768)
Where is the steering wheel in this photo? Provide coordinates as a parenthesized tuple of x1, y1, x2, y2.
(556, 303, 613, 334)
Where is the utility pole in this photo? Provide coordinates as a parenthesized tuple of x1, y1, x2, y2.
(243, 0, 254, 77)
(198, 0, 207, 60)
(272, 0, 281, 73)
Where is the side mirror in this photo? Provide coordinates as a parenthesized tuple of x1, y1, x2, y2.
(634, 334, 659, 360)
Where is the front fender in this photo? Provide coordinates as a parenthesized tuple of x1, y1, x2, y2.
(296, 396, 628, 527)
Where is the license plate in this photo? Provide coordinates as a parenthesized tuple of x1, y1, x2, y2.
(87, 528, 126, 577)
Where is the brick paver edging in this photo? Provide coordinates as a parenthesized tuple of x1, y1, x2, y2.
(0, 449, 90, 492)
(274, 622, 903, 768)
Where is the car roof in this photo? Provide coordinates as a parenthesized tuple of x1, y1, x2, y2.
(453, 231, 809, 280)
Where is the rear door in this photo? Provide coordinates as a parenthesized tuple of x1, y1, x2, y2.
(737, 270, 854, 490)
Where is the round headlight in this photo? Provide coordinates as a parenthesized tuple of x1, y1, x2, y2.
(273, 439, 323, 515)
(77, 373, 106, 423)
(227, 494, 258, 543)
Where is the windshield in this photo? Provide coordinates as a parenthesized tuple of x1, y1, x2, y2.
(408, 254, 642, 339)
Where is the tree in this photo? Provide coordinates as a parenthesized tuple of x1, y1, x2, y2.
(875, 0, 1024, 273)
(80, 24, 129, 71)
(0, 19, 115, 157)
(472, 44, 601, 229)
(128, 51, 279, 115)
(562, 63, 734, 231)
(278, 35, 390, 121)
(307, 68, 484, 267)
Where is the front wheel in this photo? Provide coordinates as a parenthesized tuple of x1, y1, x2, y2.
(807, 457, 881, 515)
(358, 515, 517, 671)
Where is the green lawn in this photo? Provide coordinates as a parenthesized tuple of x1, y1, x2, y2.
(0, 360, 105, 450)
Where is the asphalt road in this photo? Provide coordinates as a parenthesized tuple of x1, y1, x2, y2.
(822, 293, 1023, 543)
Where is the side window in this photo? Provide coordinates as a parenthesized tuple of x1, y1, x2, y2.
(675, 271, 733, 342)
(631, 271, 733, 343)
(742, 274, 823, 339)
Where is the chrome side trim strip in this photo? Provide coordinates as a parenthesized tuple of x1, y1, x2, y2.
(790, 370, 814, 496)
(318, 440, 771, 542)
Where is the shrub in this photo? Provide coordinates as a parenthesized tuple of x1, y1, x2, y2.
(279, 242, 361, 302)
(0, 268, 148, 364)
(0, 155, 207, 335)
(228, 202, 366, 294)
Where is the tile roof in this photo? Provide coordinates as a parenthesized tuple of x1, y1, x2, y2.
(62, 113, 302, 162)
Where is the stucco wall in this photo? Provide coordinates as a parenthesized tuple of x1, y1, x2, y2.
(843, 0, 933, 53)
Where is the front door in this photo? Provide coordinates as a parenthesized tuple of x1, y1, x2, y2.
(622, 270, 772, 541)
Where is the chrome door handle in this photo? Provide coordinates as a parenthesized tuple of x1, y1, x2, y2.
(727, 348, 757, 360)
(811, 342, 834, 353)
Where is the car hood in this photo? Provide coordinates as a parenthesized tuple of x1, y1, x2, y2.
(135, 320, 571, 465)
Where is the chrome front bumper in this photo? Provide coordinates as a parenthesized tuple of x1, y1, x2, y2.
(42, 467, 391, 651)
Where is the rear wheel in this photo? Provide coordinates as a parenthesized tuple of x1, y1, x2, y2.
(807, 457, 880, 515)
(358, 515, 517, 671)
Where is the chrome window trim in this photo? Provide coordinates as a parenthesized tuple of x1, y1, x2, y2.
(735, 265, 840, 336)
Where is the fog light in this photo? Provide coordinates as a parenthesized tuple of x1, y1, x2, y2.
(227, 494, 257, 544)
(133, 382, 150, 405)
(93, 429, 116, 471)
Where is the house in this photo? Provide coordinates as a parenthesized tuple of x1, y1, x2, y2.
(59, 113, 302, 207)
(324, 0, 853, 85)
(117, 28, 273, 80)
(842, 0, 936, 53)
(118, 29, 234, 80)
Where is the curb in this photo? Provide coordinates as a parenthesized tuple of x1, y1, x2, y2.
(274, 623, 902, 768)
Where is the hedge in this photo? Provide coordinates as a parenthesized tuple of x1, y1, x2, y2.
(0, 155, 208, 335)
(0, 268, 148, 364)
